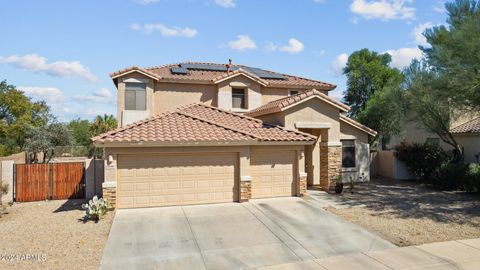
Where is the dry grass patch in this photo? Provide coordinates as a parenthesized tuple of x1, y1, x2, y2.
(326, 179, 480, 246)
(0, 199, 114, 270)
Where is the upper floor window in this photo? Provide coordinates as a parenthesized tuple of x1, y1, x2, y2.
(232, 88, 246, 109)
(341, 140, 356, 168)
(289, 90, 299, 96)
(125, 82, 146, 111)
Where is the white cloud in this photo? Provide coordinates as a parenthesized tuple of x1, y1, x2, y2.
(19, 86, 66, 103)
(130, 23, 198, 38)
(228, 35, 257, 51)
(0, 54, 97, 82)
(135, 0, 159, 4)
(350, 0, 415, 21)
(73, 88, 115, 104)
(279, 38, 305, 54)
(386, 47, 422, 68)
(332, 53, 349, 75)
(266, 38, 305, 54)
(412, 22, 433, 46)
(214, 0, 235, 8)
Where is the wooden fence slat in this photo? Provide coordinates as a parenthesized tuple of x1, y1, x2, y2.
(15, 162, 85, 202)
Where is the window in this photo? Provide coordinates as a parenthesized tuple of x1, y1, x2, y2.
(125, 82, 146, 110)
(289, 90, 299, 96)
(426, 137, 440, 146)
(232, 88, 246, 109)
(341, 140, 356, 168)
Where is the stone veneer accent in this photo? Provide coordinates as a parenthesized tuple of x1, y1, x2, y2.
(240, 181, 252, 202)
(320, 145, 342, 192)
(102, 187, 117, 208)
(297, 173, 307, 197)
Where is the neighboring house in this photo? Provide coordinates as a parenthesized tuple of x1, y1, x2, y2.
(92, 62, 376, 209)
(387, 114, 480, 163)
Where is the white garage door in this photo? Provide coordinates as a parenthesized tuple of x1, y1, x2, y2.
(117, 152, 238, 209)
(251, 150, 296, 199)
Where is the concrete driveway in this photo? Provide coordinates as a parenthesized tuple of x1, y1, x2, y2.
(100, 197, 394, 270)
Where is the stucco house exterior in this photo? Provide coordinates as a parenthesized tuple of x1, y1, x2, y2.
(92, 62, 376, 209)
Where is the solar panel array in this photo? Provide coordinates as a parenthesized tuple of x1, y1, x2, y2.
(169, 63, 286, 80)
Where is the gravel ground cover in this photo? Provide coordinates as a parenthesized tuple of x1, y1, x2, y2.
(0, 199, 114, 270)
(326, 178, 480, 246)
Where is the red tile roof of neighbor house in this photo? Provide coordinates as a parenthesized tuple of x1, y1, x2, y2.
(450, 117, 480, 134)
(246, 89, 351, 117)
(91, 103, 316, 145)
(109, 62, 336, 90)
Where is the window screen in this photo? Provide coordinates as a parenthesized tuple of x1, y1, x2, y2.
(232, 88, 246, 109)
(125, 82, 146, 110)
(342, 140, 356, 168)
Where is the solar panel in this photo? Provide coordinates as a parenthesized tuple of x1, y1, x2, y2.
(170, 67, 188, 74)
(172, 63, 287, 80)
(181, 63, 227, 71)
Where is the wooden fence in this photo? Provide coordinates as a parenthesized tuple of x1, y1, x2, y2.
(14, 162, 85, 202)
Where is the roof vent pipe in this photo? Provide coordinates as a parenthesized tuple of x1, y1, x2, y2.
(226, 59, 232, 73)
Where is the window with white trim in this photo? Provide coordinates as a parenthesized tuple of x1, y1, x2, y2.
(232, 88, 246, 109)
(341, 140, 356, 168)
(125, 82, 146, 110)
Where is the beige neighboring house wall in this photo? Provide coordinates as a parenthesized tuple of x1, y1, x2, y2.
(456, 135, 480, 163)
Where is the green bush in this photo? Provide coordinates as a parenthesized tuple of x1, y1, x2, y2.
(394, 142, 448, 180)
(436, 162, 480, 191)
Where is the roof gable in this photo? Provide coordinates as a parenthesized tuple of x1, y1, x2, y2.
(339, 115, 377, 136)
(246, 89, 350, 117)
(451, 117, 480, 134)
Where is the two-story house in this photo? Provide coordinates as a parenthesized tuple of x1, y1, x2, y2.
(92, 62, 377, 209)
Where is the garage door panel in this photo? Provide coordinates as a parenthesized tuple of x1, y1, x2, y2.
(117, 152, 237, 208)
(251, 150, 295, 199)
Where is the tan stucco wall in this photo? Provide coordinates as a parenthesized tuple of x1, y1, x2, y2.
(217, 75, 262, 111)
(256, 112, 285, 127)
(340, 121, 369, 143)
(154, 82, 217, 114)
(388, 120, 451, 150)
(283, 98, 341, 142)
(456, 135, 480, 163)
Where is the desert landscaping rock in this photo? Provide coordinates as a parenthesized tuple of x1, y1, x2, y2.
(325, 179, 480, 246)
(0, 199, 114, 270)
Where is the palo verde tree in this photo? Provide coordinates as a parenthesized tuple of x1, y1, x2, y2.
(422, 0, 480, 110)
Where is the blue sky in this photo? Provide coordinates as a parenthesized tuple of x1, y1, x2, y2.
(0, 0, 447, 122)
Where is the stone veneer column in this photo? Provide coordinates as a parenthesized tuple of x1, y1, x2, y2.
(239, 147, 252, 202)
(320, 142, 342, 192)
(297, 148, 307, 197)
(103, 152, 117, 208)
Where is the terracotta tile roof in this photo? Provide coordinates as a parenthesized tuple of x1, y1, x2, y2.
(110, 66, 160, 80)
(92, 103, 316, 145)
(450, 117, 480, 134)
(246, 89, 350, 117)
(110, 62, 336, 90)
(339, 115, 377, 136)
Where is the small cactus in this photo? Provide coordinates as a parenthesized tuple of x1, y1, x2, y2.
(82, 196, 111, 220)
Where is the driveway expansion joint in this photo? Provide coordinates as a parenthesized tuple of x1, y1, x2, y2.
(181, 206, 208, 270)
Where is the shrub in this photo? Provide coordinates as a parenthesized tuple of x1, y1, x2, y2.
(436, 162, 480, 191)
(82, 196, 112, 221)
(394, 142, 448, 180)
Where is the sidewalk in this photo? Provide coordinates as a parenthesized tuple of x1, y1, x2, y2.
(257, 238, 480, 269)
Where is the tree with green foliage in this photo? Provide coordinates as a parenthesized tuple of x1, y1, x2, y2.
(0, 80, 51, 155)
(343, 49, 404, 117)
(89, 114, 117, 137)
(24, 122, 72, 163)
(421, 0, 480, 110)
(68, 118, 91, 147)
(404, 60, 462, 158)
